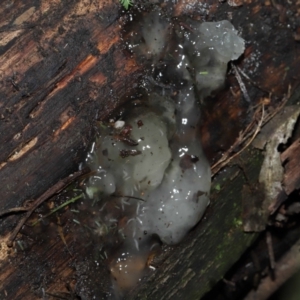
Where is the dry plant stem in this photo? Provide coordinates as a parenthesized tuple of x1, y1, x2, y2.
(5, 168, 89, 247)
(244, 237, 300, 300)
(211, 85, 291, 176)
(0, 207, 29, 217)
(236, 65, 270, 94)
(231, 63, 251, 103)
(261, 85, 291, 125)
(212, 104, 265, 175)
(112, 194, 145, 202)
(266, 231, 275, 270)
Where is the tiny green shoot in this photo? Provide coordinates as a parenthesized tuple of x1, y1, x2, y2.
(99, 122, 107, 129)
(199, 71, 208, 75)
(17, 240, 24, 251)
(73, 219, 81, 225)
(31, 193, 83, 226)
(95, 220, 102, 227)
(233, 218, 243, 228)
(119, 0, 132, 10)
(214, 183, 221, 191)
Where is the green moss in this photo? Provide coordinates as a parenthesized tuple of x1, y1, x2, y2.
(233, 218, 243, 228)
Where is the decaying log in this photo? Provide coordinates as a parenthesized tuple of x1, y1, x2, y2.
(128, 148, 262, 299)
(0, 0, 300, 299)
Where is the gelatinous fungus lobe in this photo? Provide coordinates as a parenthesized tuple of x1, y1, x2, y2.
(82, 11, 245, 298)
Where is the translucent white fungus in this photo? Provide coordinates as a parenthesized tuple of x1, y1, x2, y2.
(85, 96, 176, 199)
(140, 11, 170, 57)
(180, 20, 245, 98)
(82, 14, 245, 298)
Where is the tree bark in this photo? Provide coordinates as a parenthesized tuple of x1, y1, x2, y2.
(0, 0, 299, 299)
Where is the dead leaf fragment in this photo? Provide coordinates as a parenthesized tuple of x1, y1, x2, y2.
(281, 138, 300, 195)
(245, 105, 300, 231)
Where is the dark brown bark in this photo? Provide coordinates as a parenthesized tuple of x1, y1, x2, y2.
(0, 0, 300, 299)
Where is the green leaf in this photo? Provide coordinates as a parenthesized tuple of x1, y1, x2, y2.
(119, 0, 132, 10)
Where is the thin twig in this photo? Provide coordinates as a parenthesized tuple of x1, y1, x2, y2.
(31, 194, 84, 226)
(262, 84, 291, 125)
(112, 194, 145, 202)
(44, 292, 70, 300)
(212, 103, 265, 175)
(5, 168, 89, 247)
(211, 85, 291, 176)
(234, 65, 270, 94)
(231, 63, 251, 103)
(0, 207, 29, 217)
(266, 231, 275, 270)
(244, 237, 300, 300)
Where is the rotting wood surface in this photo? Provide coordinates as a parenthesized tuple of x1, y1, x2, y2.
(0, 0, 300, 299)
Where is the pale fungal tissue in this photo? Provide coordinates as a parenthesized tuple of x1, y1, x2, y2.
(82, 13, 245, 299)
